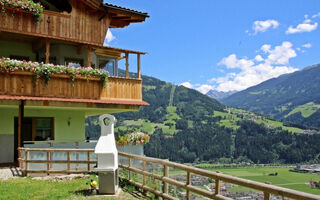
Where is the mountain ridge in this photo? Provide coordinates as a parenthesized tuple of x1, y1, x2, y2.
(222, 64, 320, 128)
(206, 89, 236, 100)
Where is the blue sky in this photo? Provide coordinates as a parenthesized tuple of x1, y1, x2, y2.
(104, 0, 320, 93)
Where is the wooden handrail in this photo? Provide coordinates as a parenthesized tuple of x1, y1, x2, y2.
(17, 148, 320, 200)
(118, 152, 320, 200)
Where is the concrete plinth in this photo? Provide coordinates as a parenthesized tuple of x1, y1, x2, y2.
(98, 169, 118, 194)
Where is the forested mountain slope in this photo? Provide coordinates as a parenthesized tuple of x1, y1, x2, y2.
(86, 71, 320, 164)
(222, 64, 320, 129)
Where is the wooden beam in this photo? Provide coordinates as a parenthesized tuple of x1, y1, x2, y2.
(45, 39, 50, 64)
(77, 45, 84, 55)
(125, 52, 129, 78)
(88, 45, 92, 67)
(137, 54, 141, 79)
(18, 100, 25, 148)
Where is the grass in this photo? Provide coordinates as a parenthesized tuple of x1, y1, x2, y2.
(0, 176, 142, 200)
(116, 106, 180, 135)
(168, 167, 320, 195)
(213, 108, 303, 133)
(211, 167, 320, 195)
(286, 102, 320, 118)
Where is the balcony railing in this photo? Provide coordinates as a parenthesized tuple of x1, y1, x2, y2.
(0, 71, 143, 104)
(118, 152, 320, 200)
(17, 147, 320, 200)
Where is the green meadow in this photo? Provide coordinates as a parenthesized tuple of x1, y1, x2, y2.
(211, 167, 320, 195)
(214, 108, 303, 133)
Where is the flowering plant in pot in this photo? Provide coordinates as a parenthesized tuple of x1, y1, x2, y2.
(0, 57, 109, 87)
(116, 132, 150, 146)
(0, 0, 44, 23)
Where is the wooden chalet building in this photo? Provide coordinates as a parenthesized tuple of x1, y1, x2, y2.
(0, 0, 149, 164)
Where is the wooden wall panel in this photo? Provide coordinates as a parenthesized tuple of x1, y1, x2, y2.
(0, 72, 142, 102)
(0, 1, 110, 46)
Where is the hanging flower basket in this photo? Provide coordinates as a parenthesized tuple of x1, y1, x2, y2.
(0, 0, 44, 23)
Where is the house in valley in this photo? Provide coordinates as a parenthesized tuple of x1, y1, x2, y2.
(0, 0, 149, 164)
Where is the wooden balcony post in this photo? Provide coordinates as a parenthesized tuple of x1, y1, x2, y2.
(88, 45, 92, 67)
(125, 52, 129, 78)
(137, 54, 141, 79)
(45, 39, 50, 64)
(18, 100, 25, 148)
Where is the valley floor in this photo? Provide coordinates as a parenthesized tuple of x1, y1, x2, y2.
(170, 167, 320, 196)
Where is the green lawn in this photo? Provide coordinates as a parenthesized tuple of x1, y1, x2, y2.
(0, 176, 140, 200)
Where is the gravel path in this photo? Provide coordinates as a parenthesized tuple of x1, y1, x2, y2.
(0, 167, 22, 180)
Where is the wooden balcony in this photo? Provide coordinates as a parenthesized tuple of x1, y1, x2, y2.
(0, 3, 108, 46)
(0, 71, 146, 106)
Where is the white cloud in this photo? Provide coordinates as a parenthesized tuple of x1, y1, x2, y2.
(180, 82, 215, 94)
(312, 12, 320, 18)
(104, 30, 116, 45)
(180, 82, 193, 89)
(252, 19, 279, 34)
(302, 43, 312, 48)
(212, 42, 298, 92)
(286, 17, 318, 34)
(218, 54, 254, 70)
(261, 44, 271, 53)
(264, 41, 296, 65)
(254, 55, 264, 62)
(195, 84, 215, 94)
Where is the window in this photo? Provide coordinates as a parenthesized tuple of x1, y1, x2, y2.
(35, 118, 53, 141)
(98, 57, 116, 76)
(65, 58, 83, 68)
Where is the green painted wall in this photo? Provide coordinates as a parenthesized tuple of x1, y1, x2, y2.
(0, 107, 86, 140)
(0, 40, 36, 61)
(26, 109, 86, 140)
(0, 107, 17, 134)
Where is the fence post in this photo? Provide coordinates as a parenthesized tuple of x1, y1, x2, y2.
(25, 150, 29, 176)
(215, 171, 220, 196)
(128, 158, 132, 180)
(67, 151, 70, 174)
(87, 151, 90, 171)
(46, 151, 50, 175)
(264, 192, 270, 200)
(186, 171, 191, 200)
(264, 182, 270, 200)
(143, 160, 146, 185)
(163, 165, 169, 196)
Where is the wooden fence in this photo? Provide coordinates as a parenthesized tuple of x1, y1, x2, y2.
(18, 148, 320, 200)
(118, 152, 320, 200)
(18, 148, 95, 176)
